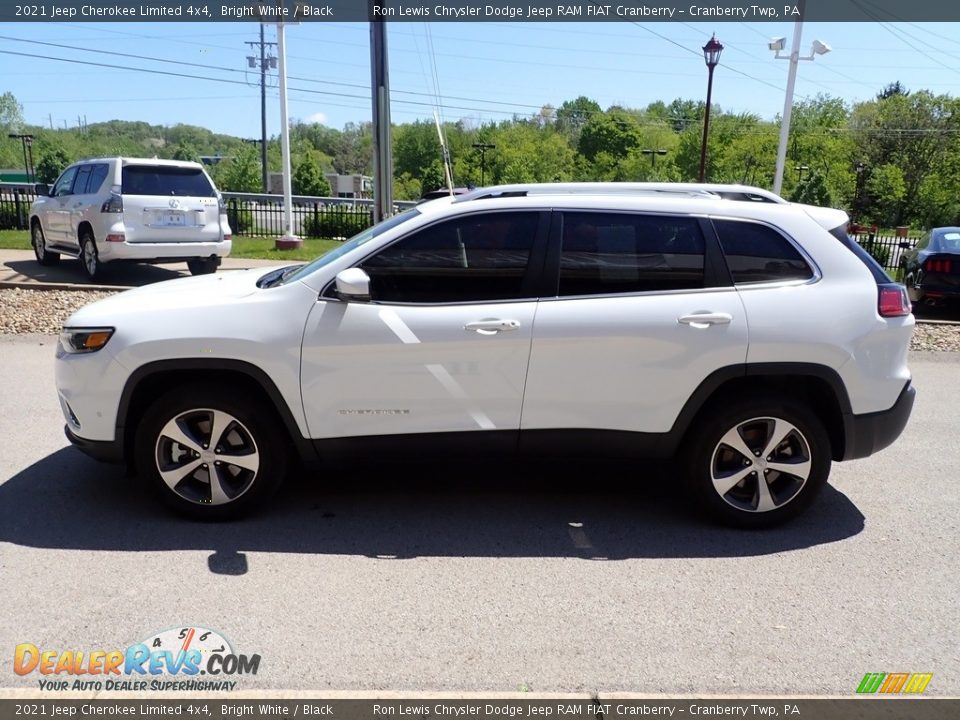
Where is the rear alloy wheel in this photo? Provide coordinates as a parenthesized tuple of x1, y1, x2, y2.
(79, 231, 100, 280)
(32, 222, 60, 266)
(135, 385, 288, 519)
(187, 257, 219, 276)
(683, 397, 830, 528)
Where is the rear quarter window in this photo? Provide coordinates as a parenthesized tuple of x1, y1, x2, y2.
(713, 219, 813, 284)
(121, 165, 216, 197)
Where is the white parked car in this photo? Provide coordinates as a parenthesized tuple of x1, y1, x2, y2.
(54, 183, 915, 526)
(30, 157, 232, 279)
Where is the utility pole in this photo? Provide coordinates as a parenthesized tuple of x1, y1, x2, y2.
(246, 26, 276, 194)
(370, 20, 393, 222)
(472, 142, 495, 186)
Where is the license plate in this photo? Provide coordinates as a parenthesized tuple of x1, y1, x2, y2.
(156, 210, 186, 226)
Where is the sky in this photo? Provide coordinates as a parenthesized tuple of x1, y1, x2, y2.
(2, 19, 960, 139)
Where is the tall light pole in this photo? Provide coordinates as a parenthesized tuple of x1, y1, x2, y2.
(274, 9, 300, 249)
(8, 133, 34, 183)
(472, 142, 495, 186)
(770, 20, 830, 195)
(698, 34, 723, 183)
(371, 21, 393, 223)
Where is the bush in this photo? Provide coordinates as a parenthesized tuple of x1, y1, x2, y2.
(301, 207, 372, 239)
(226, 206, 256, 235)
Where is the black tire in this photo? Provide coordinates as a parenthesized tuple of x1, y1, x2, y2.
(134, 384, 289, 520)
(187, 256, 219, 276)
(31, 221, 60, 266)
(681, 395, 831, 528)
(79, 230, 100, 280)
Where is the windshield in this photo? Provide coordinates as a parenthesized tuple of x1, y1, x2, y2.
(280, 207, 421, 285)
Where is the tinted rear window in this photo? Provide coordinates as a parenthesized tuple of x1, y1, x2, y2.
(121, 165, 215, 197)
(713, 219, 813, 284)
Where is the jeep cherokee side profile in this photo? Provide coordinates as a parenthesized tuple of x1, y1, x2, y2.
(54, 183, 915, 527)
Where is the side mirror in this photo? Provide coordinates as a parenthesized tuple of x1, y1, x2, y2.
(898, 241, 913, 250)
(335, 267, 371, 301)
(34, 183, 50, 196)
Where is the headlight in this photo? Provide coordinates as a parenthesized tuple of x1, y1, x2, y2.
(59, 327, 115, 354)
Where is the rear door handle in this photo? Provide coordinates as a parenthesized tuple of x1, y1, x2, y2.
(678, 312, 733, 329)
(465, 319, 521, 335)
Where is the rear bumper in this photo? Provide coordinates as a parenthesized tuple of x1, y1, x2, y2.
(64, 425, 124, 464)
(842, 381, 915, 460)
(97, 239, 232, 263)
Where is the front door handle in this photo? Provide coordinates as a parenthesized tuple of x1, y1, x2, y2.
(678, 312, 733, 329)
(465, 319, 521, 335)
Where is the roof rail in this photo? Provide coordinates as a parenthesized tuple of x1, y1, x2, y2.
(454, 182, 786, 204)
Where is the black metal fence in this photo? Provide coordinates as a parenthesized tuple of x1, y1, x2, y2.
(851, 231, 910, 273)
(0, 185, 416, 237)
(0, 184, 33, 230)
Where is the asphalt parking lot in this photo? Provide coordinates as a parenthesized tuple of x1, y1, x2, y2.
(0, 334, 957, 696)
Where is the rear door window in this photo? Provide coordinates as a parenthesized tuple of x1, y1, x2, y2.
(713, 219, 813, 284)
(72, 165, 93, 195)
(122, 165, 215, 197)
(557, 212, 705, 296)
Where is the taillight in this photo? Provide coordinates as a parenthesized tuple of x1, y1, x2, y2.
(100, 193, 123, 213)
(924, 257, 953, 273)
(878, 284, 911, 317)
(105, 233, 125, 243)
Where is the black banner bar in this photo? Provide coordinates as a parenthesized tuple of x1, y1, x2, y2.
(1, 699, 959, 720)
(3, 0, 960, 23)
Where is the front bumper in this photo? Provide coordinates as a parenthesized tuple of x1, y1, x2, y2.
(64, 425, 124, 463)
(842, 380, 916, 460)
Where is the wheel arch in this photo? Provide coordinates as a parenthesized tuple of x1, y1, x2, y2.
(117, 359, 314, 467)
(672, 363, 851, 462)
(77, 220, 95, 240)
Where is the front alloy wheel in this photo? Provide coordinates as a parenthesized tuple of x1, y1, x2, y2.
(136, 385, 288, 519)
(155, 409, 261, 506)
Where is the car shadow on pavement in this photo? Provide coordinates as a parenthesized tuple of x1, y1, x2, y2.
(5, 259, 186, 287)
(0, 448, 864, 569)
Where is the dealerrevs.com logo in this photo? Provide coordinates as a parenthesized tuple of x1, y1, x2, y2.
(13, 626, 260, 692)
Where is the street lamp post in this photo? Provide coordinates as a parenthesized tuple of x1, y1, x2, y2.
(472, 142, 495, 186)
(795, 164, 809, 182)
(698, 34, 723, 183)
(641, 148, 667, 168)
(8, 133, 34, 183)
(769, 18, 830, 195)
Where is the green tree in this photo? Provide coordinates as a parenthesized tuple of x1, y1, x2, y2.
(865, 164, 907, 227)
(577, 108, 642, 163)
(292, 155, 331, 196)
(1, 92, 25, 134)
(218, 145, 262, 192)
(36, 146, 71, 184)
(555, 96, 601, 144)
(790, 172, 832, 207)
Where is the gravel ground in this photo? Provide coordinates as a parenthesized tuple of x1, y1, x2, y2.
(2, 287, 960, 352)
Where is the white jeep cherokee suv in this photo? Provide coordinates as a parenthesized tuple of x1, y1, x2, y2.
(30, 157, 232, 280)
(54, 183, 915, 527)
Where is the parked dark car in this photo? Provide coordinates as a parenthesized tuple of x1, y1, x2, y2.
(900, 226, 960, 304)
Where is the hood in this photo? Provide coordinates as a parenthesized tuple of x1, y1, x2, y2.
(65, 266, 287, 326)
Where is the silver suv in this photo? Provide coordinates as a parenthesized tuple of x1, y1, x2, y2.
(30, 157, 232, 279)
